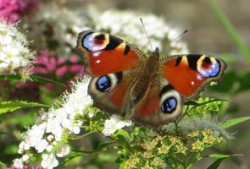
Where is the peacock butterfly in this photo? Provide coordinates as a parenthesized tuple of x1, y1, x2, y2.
(76, 30, 227, 129)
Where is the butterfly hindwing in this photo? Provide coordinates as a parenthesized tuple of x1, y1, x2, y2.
(132, 77, 183, 128)
(88, 72, 136, 115)
(162, 54, 226, 98)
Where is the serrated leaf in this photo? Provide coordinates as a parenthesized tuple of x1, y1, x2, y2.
(0, 100, 48, 114)
(30, 75, 65, 87)
(0, 74, 21, 80)
(0, 74, 65, 87)
(0, 107, 19, 114)
(221, 116, 250, 129)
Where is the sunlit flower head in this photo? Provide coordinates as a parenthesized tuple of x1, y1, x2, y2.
(13, 77, 92, 168)
(41, 154, 59, 169)
(0, 21, 34, 77)
(96, 10, 188, 55)
(102, 114, 132, 136)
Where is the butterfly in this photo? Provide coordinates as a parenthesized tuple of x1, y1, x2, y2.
(76, 30, 227, 129)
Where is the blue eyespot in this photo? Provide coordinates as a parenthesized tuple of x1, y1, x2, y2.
(161, 97, 177, 114)
(96, 76, 111, 92)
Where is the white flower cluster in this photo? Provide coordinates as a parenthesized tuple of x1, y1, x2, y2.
(96, 10, 189, 55)
(13, 77, 92, 169)
(29, 2, 91, 56)
(30, 3, 187, 56)
(0, 21, 34, 74)
(102, 114, 132, 136)
(13, 76, 133, 168)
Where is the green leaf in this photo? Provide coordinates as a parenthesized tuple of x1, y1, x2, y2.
(218, 53, 237, 64)
(221, 116, 250, 129)
(116, 135, 133, 153)
(207, 154, 242, 169)
(0, 100, 48, 114)
(185, 99, 227, 107)
(0, 74, 22, 80)
(30, 75, 65, 87)
(0, 161, 6, 167)
(119, 161, 125, 169)
(114, 129, 131, 139)
(210, 0, 250, 62)
(210, 71, 250, 94)
(209, 153, 242, 159)
(207, 158, 225, 169)
(0, 74, 65, 87)
(97, 141, 115, 150)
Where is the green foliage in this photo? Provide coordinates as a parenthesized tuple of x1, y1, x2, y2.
(210, 0, 250, 61)
(0, 74, 65, 87)
(207, 154, 242, 169)
(221, 116, 250, 129)
(0, 100, 48, 115)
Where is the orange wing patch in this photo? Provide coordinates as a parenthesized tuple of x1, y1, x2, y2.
(88, 43, 139, 76)
(163, 58, 205, 97)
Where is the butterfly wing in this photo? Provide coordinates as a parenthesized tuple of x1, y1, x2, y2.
(88, 71, 139, 116)
(132, 53, 226, 128)
(77, 30, 147, 115)
(76, 30, 145, 76)
(132, 76, 183, 129)
(162, 54, 227, 98)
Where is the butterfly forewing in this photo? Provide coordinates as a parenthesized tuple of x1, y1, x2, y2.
(76, 30, 144, 76)
(162, 54, 226, 98)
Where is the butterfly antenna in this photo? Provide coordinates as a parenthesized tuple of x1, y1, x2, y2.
(140, 18, 153, 51)
(172, 29, 188, 42)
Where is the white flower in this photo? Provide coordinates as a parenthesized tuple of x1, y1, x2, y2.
(12, 158, 23, 168)
(18, 141, 31, 154)
(22, 154, 30, 162)
(102, 114, 132, 136)
(41, 154, 59, 169)
(56, 144, 70, 157)
(46, 144, 54, 152)
(95, 10, 188, 55)
(30, 2, 90, 56)
(0, 21, 34, 74)
(23, 123, 48, 153)
(35, 139, 49, 153)
(14, 77, 92, 167)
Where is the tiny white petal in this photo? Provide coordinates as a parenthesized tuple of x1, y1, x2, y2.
(12, 158, 23, 168)
(102, 114, 132, 136)
(56, 144, 70, 157)
(41, 154, 59, 169)
(46, 144, 54, 152)
(22, 154, 30, 162)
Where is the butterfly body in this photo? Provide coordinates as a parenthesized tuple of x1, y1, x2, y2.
(76, 30, 226, 129)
